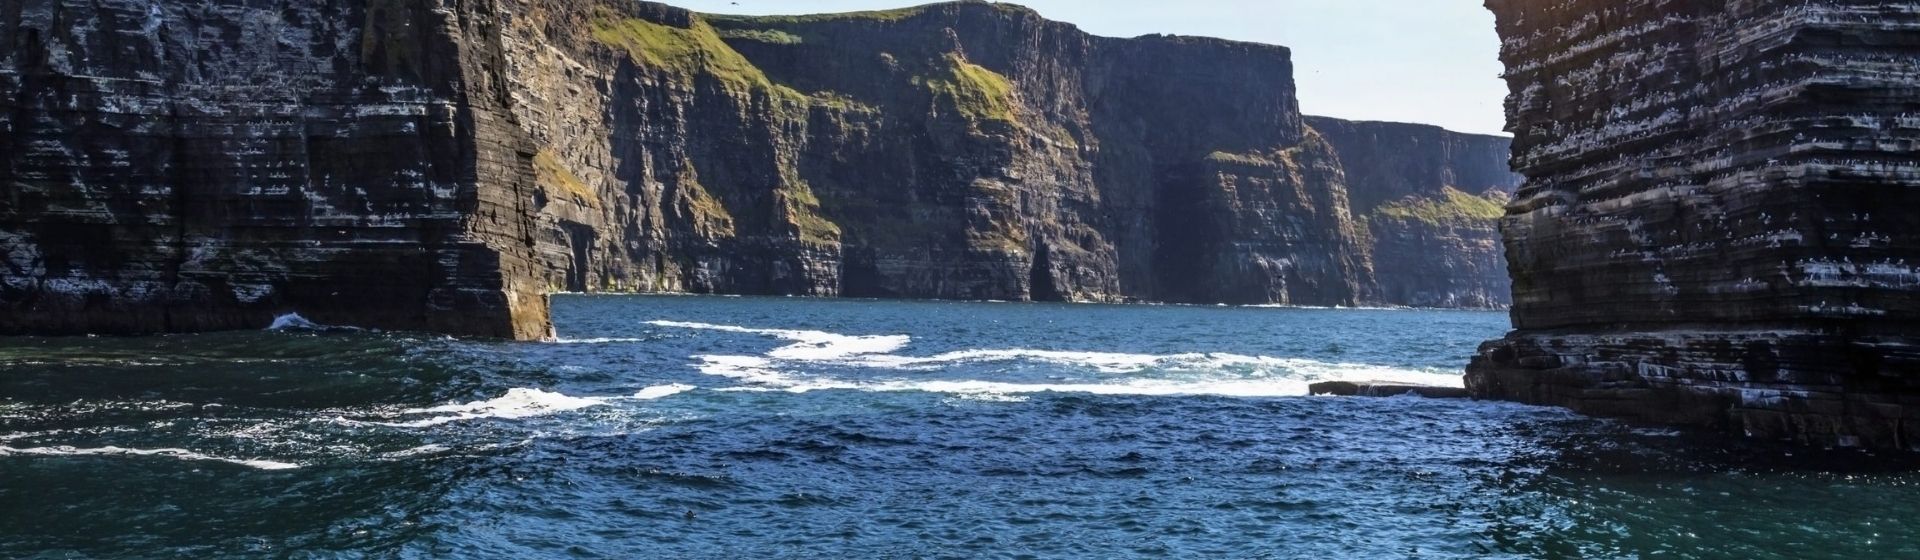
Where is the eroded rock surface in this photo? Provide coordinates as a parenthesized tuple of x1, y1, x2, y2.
(1470, 0, 1920, 450)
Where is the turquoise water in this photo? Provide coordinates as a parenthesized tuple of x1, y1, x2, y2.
(2, 295, 1917, 558)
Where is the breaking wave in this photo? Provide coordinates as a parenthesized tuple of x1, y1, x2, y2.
(649, 321, 1464, 398)
(645, 320, 911, 360)
(0, 444, 299, 471)
(266, 313, 363, 333)
(375, 385, 698, 428)
(268, 313, 324, 331)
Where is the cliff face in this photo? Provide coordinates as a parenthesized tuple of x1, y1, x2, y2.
(511, 2, 1374, 307)
(1306, 117, 1518, 213)
(0, 0, 552, 339)
(1308, 117, 1522, 309)
(1470, 0, 1920, 449)
(0, 0, 1520, 339)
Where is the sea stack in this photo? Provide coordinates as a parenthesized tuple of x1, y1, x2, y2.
(1469, 0, 1920, 449)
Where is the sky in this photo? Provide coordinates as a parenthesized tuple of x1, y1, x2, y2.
(655, 0, 1511, 136)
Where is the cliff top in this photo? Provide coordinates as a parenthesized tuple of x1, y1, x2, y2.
(1304, 115, 1512, 141)
(698, 1, 1292, 55)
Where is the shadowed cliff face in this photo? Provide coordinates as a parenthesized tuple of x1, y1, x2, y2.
(0, 0, 1520, 339)
(514, 1, 1372, 306)
(0, 0, 551, 339)
(1308, 117, 1521, 309)
(1470, 0, 1920, 450)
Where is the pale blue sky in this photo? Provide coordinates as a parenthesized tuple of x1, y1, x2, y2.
(657, 0, 1510, 136)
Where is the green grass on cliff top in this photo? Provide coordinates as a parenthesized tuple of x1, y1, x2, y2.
(590, 13, 807, 99)
(590, 11, 884, 116)
(1373, 187, 1508, 226)
(918, 54, 1018, 123)
(716, 28, 805, 44)
(706, 6, 927, 25)
(707, 2, 1037, 26)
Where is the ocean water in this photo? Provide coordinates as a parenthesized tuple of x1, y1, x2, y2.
(2, 295, 1918, 559)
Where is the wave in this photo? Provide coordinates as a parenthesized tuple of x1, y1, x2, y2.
(553, 337, 653, 344)
(268, 313, 322, 330)
(0, 444, 299, 470)
(266, 313, 363, 333)
(690, 350, 1462, 398)
(718, 377, 1318, 398)
(1242, 304, 1409, 311)
(634, 384, 697, 400)
(378, 385, 697, 428)
(651, 321, 1463, 399)
(849, 349, 1412, 376)
(646, 321, 911, 360)
(707, 369, 1450, 399)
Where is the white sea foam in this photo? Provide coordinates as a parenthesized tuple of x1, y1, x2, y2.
(267, 313, 362, 332)
(403, 388, 607, 416)
(857, 349, 1167, 373)
(553, 337, 652, 344)
(650, 321, 1464, 399)
(646, 321, 911, 359)
(0, 445, 299, 470)
(383, 388, 614, 428)
(380, 444, 454, 459)
(873, 378, 1315, 398)
(949, 392, 1031, 403)
(267, 313, 322, 331)
(1242, 304, 1409, 311)
(688, 349, 1461, 398)
(634, 384, 697, 400)
(692, 355, 793, 385)
(379, 384, 698, 428)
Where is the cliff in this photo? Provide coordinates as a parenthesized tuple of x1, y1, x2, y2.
(0, 0, 552, 339)
(0, 0, 1515, 339)
(1308, 117, 1521, 308)
(518, 1, 1372, 307)
(1469, 0, 1920, 450)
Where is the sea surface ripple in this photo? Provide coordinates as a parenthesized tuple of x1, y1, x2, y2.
(2, 295, 1918, 559)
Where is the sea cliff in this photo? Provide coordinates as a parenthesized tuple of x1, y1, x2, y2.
(1, 0, 1515, 338)
(1309, 117, 1520, 309)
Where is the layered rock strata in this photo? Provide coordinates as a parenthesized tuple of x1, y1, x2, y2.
(1309, 117, 1521, 309)
(511, 2, 1378, 307)
(0, 0, 552, 339)
(1469, 0, 1920, 449)
(1, 0, 1521, 339)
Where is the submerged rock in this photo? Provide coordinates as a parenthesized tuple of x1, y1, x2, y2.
(1470, 0, 1920, 450)
(1308, 381, 1470, 399)
(0, 0, 1523, 339)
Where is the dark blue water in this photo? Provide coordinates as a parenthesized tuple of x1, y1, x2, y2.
(3, 296, 1919, 559)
